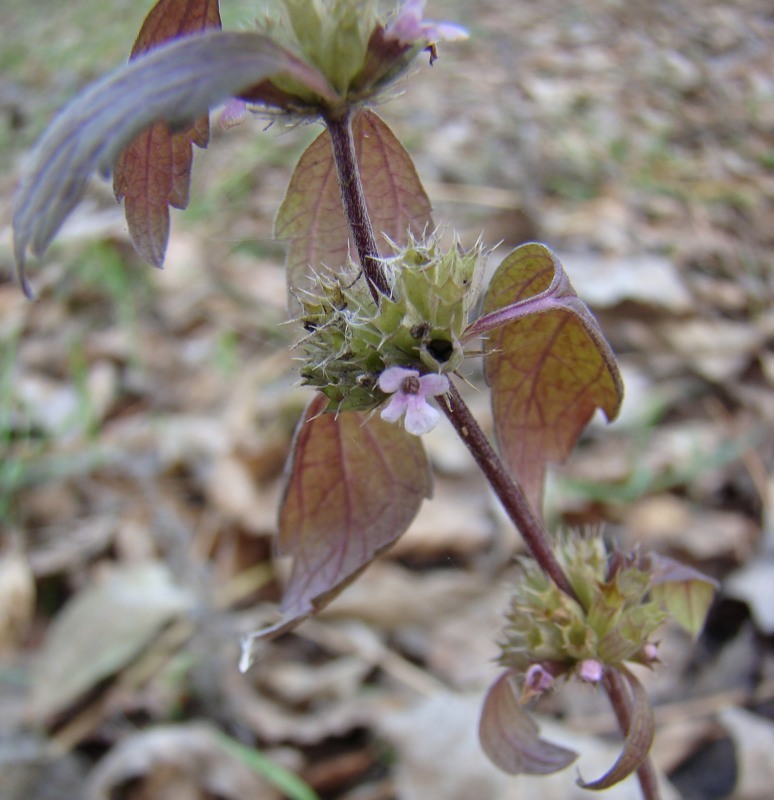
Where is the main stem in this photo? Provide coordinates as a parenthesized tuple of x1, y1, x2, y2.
(325, 110, 659, 800)
(325, 110, 391, 302)
(441, 385, 577, 597)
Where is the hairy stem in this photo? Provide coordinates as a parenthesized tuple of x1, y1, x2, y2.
(604, 671, 662, 800)
(440, 385, 577, 599)
(324, 110, 391, 302)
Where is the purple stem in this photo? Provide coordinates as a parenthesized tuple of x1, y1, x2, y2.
(324, 110, 391, 302)
(440, 384, 577, 599)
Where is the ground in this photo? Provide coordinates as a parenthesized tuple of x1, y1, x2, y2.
(0, 1, 773, 798)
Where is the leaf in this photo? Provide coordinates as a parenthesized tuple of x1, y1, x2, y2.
(578, 666, 655, 789)
(112, 0, 222, 266)
(479, 670, 578, 775)
(277, 393, 432, 621)
(30, 562, 193, 721)
(276, 109, 433, 297)
(648, 553, 718, 637)
(12, 30, 333, 297)
(467, 243, 623, 513)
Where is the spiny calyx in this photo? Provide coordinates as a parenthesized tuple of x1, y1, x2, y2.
(296, 234, 483, 411)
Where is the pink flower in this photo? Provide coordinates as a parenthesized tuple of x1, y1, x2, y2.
(524, 663, 555, 695)
(217, 98, 248, 130)
(578, 659, 604, 684)
(386, 0, 469, 46)
(378, 366, 449, 435)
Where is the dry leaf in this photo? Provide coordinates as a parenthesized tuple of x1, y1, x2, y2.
(85, 724, 281, 800)
(30, 562, 193, 721)
(719, 707, 774, 800)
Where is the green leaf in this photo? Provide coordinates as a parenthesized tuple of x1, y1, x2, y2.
(468, 243, 623, 513)
(113, 0, 222, 267)
(479, 670, 578, 775)
(648, 553, 718, 637)
(12, 30, 332, 296)
(578, 666, 655, 790)
(276, 109, 433, 298)
(277, 392, 432, 621)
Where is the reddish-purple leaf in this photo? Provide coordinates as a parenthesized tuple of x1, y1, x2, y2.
(276, 109, 433, 296)
(578, 667, 655, 789)
(12, 30, 332, 296)
(479, 670, 578, 775)
(113, 0, 221, 266)
(277, 393, 432, 621)
(467, 243, 623, 513)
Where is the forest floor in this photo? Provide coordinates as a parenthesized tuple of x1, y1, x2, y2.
(0, 1, 773, 798)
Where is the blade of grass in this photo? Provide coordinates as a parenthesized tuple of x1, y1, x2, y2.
(212, 730, 320, 800)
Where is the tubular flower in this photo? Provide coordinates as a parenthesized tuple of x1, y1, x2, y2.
(378, 366, 449, 435)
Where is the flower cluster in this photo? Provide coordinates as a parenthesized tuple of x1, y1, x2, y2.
(296, 234, 483, 420)
(243, 0, 468, 116)
(499, 532, 667, 689)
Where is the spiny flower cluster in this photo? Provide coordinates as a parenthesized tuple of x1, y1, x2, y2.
(499, 532, 667, 686)
(296, 235, 483, 413)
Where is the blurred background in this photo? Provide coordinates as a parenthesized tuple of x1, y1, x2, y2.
(0, 1, 772, 798)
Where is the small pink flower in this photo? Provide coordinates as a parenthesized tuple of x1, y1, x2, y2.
(524, 663, 555, 695)
(378, 366, 449, 436)
(578, 659, 604, 684)
(217, 98, 248, 130)
(386, 0, 469, 46)
(643, 642, 660, 663)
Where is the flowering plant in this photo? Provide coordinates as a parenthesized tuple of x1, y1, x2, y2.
(11, 1, 716, 796)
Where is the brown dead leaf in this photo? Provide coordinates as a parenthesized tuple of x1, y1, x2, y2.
(559, 252, 692, 312)
(388, 476, 495, 562)
(658, 318, 764, 383)
(0, 536, 35, 652)
(320, 560, 490, 632)
(85, 723, 281, 800)
(627, 494, 758, 562)
(725, 558, 774, 634)
(30, 562, 193, 721)
(719, 707, 774, 800)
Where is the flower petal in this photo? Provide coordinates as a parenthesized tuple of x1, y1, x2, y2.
(387, 0, 468, 44)
(404, 394, 441, 435)
(378, 365, 418, 394)
(418, 373, 449, 397)
(380, 393, 409, 424)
